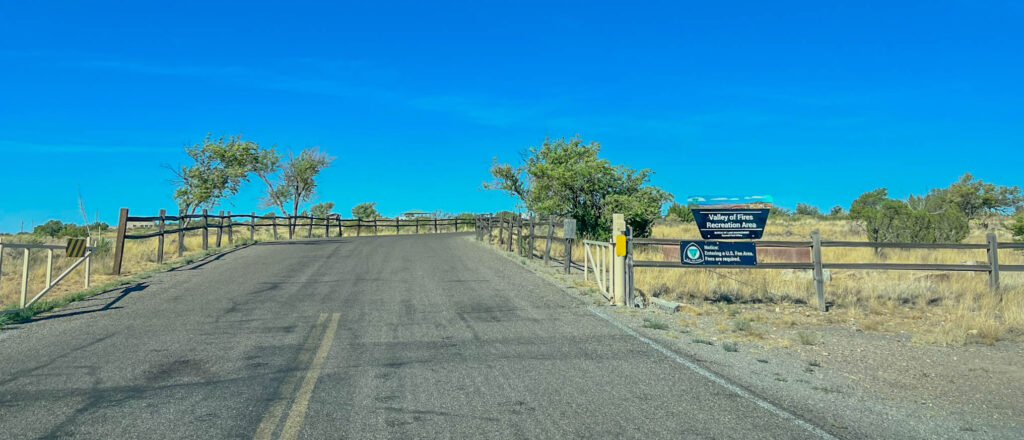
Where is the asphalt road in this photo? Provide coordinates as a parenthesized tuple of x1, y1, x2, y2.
(0, 234, 835, 439)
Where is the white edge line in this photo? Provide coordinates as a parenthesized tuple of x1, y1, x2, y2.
(589, 307, 838, 440)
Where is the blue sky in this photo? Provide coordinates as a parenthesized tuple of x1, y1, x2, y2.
(1, 1, 1022, 232)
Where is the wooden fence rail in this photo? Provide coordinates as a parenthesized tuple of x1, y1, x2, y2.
(475, 214, 1024, 312)
(633, 231, 1023, 311)
(113, 208, 475, 274)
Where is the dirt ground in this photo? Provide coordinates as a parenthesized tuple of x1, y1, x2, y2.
(481, 241, 1024, 438)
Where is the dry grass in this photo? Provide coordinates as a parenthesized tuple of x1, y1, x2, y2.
(0, 220, 351, 310)
(483, 216, 1024, 345)
(633, 217, 1024, 345)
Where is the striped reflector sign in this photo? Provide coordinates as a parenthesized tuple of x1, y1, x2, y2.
(66, 238, 87, 258)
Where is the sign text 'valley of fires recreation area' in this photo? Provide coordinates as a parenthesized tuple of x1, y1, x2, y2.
(681, 195, 773, 266)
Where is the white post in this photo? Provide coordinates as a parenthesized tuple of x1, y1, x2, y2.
(613, 213, 627, 306)
(20, 248, 30, 308)
(84, 237, 92, 288)
(46, 249, 53, 287)
(584, 244, 590, 282)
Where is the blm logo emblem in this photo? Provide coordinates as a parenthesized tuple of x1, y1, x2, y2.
(683, 243, 704, 264)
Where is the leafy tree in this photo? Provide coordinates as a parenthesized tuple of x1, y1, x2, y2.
(252, 146, 289, 216)
(485, 136, 672, 239)
(281, 148, 333, 218)
(33, 220, 64, 237)
(352, 202, 380, 220)
(666, 203, 695, 222)
(910, 173, 1022, 222)
(256, 147, 333, 233)
(850, 188, 968, 243)
(1008, 212, 1024, 242)
(769, 205, 793, 218)
(170, 134, 260, 222)
(829, 205, 845, 217)
(310, 202, 335, 219)
(795, 203, 822, 217)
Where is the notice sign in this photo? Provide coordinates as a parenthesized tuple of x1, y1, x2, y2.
(692, 209, 770, 240)
(681, 241, 757, 266)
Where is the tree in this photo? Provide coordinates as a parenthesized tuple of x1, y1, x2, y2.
(352, 202, 380, 220)
(769, 205, 793, 218)
(912, 173, 1023, 223)
(850, 188, 968, 244)
(1008, 212, 1024, 242)
(255, 147, 333, 233)
(829, 205, 845, 217)
(485, 136, 672, 239)
(171, 134, 261, 222)
(666, 203, 695, 222)
(252, 146, 289, 216)
(281, 148, 333, 219)
(33, 220, 64, 237)
(310, 202, 335, 219)
(795, 203, 822, 217)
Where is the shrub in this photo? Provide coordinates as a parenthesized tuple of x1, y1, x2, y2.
(795, 203, 823, 217)
(666, 203, 695, 222)
(850, 188, 968, 243)
(1009, 212, 1024, 242)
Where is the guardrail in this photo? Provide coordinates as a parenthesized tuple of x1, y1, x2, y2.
(632, 231, 1024, 311)
(113, 208, 475, 274)
(0, 237, 94, 312)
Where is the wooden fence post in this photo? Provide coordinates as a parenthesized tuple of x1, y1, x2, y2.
(20, 248, 29, 307)
(307, 215, 313, 238)
(177, 209, 186, 257)
(544, 215, 554, 265)
(271, 213, 278, 240)
(507, 216, 515, 252)
(529, 215, 536, 259)
(987, 232, 1001, 292)
(226, 211, 233, 245)
(216, 210, 224, 247)
(497, 214, 504, 245)
(564, 238, 572, 274)
(250, 212, 256, 241)
(396, 218, 401, 235)
(113, 208, 129, 275)
(84, 236, 91, 288)
(811, 230, 826, 312)
(157, 209, 166, 264)
(374, 218, 379, 235)
(287, 215, 294, 240)
(202, 209, 209, 250)
(357, 219, 362, 236)
(434, 218, 438, 234)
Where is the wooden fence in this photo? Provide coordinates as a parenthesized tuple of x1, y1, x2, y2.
(112, 208, 474, 274)
(632, 232, 1024, 311)
(475, 212, 1024, 312)
(474, 213, 584, 272)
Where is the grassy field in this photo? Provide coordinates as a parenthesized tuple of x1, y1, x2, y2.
(492, 216, 1024, 346)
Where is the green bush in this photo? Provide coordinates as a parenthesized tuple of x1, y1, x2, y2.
(666, 203, 695, 222)
(1008, 212, 1024, 242)
(851, 188, 968, 243)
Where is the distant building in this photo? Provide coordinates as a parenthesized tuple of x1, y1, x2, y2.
(402, 210, 434, 219)
(125, 221, 156, 229)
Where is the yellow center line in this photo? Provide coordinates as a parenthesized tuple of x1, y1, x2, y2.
(279, 312, 341, 440)
(253, 313, 329, 440)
